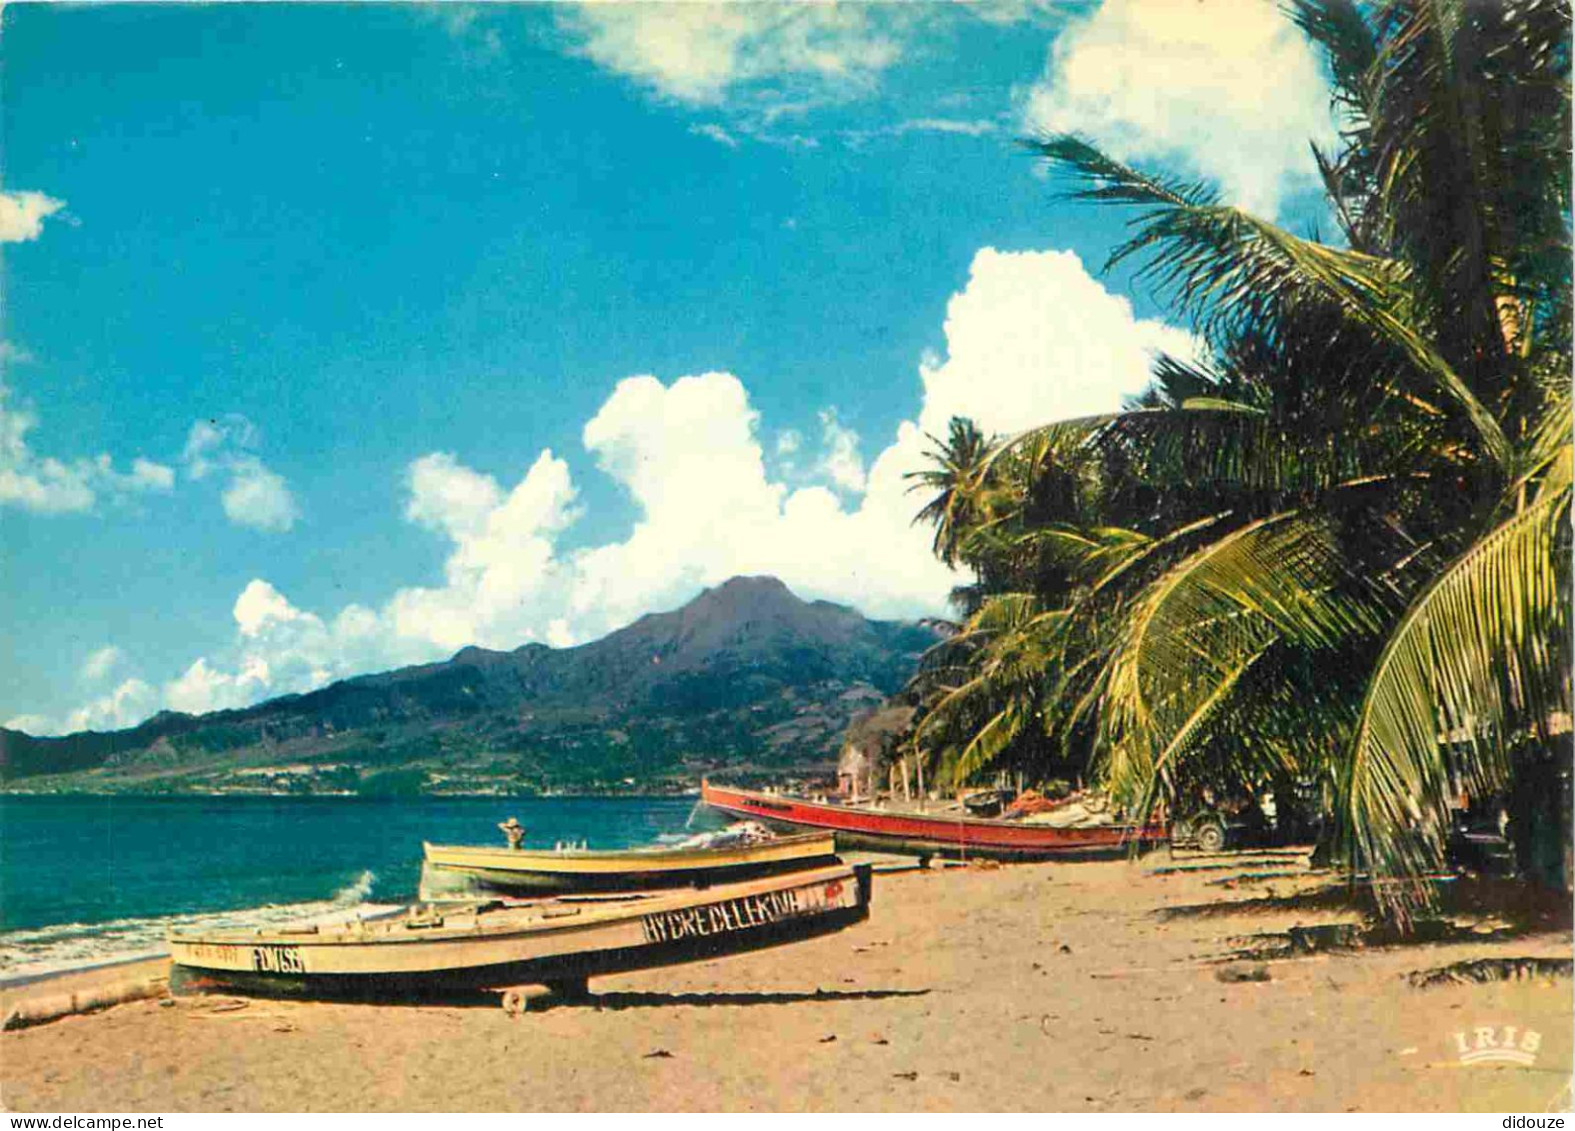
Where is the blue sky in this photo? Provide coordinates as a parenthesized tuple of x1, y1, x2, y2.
(1, 1, 1338, 733)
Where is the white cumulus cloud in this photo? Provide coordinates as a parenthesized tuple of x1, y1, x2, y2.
(0, 191, 66, 243)
(183, 416, 300, 533)
(64, 679, 159, 733)
(689, 122, 741, 148)
(910, 246, 1196, 432)
(80, 646, 124, 683)
(11, 676, 160, 735)
(221, 462, 298, 533)
(387, 449, 581, 651)
(0, 383, 176, 514)
(815, 408, 866, 493)
(404, 452, 505, 540)
(130, 458, 176, 491)
(559, 3, 906, 106)
(47, 245, 1194, 731)
(165, 657, 273, 716)
(1023, 0, 1336, 217)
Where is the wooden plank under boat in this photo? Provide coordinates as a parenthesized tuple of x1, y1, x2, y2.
(700, 780, 1166, 861)
(168, 862, 871, 1002)
(419, 830, 839, 898)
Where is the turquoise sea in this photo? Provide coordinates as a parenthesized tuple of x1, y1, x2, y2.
(0, 794, 707, 981)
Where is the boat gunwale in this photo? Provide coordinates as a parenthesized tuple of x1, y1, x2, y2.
(169, 862, 860, 950)
(422, 829, 834, 867)
(702, 782, 1162, 837)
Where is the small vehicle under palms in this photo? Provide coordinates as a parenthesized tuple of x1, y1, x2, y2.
(1169, 810, 1235, 853)
(1170, 804, 1277, 853)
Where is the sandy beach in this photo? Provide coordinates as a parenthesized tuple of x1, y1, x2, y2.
(3, 850, 1570, 1113)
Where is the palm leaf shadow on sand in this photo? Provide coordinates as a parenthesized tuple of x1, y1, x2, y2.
(574, 987, 932, 1013)
(1159, 871, 1574, 926)
(1218, 919, 1552, 964)
(1406, 957, 1572, 989)
(1159, 873, 1573, 964)
(1149, 850, 1316, 877)
(229, 986, 931, 1012)
(1155, 881, 1360, 921)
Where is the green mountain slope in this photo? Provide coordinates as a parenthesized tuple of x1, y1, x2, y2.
(1, 576, 937, 794)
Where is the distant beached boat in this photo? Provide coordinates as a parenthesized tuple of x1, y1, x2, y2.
(700, 780, 1166, 861)
(169, 862, 871, 1004)
(418, 830, 840, 899)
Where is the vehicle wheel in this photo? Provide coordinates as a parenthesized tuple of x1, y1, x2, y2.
(1194, 819, 1227, 854)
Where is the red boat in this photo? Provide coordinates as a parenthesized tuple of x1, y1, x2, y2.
(700, 781, 1167, 862)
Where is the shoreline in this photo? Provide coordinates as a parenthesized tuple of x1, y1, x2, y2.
(0, 950, 169, 993)
(2, 789, 709, 799)
(0, 853, 927, 993)
(4, 850, 1569, 1112)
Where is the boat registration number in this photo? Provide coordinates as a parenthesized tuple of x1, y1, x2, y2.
(181, 942, 242, 965)
(640, 882, 844, 944)
(251, 944, 306, 974)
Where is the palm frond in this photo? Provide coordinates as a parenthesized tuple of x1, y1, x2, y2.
(1097, 512, 1380, 813)
(1026, 136, 1514, 470)
(1021, 135, 1218, 209)
(1341, 471, 1573, 921)
(1289, 0, 1380, 119)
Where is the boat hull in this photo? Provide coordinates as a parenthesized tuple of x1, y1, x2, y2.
(169, 863, 870, 1001)
(419, 832, 839, 898)
(701, 782, 1166, 861)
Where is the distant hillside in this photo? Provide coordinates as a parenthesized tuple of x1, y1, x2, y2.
(0, 576, 939, 795)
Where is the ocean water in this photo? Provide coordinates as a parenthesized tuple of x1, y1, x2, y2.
(0, 794, 708, 982)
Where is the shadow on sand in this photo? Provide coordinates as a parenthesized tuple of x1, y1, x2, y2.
(1161, 871, 1573, 965)
(1148, 852, 1316, 877)
(559, 986, 932, 1012)
(1163, 869, 1570, 924)
(1156, 882, 1360, 921)
(198, 984, 934, 1013)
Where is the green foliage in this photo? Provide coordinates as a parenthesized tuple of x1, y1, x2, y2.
(911, 0, 1571, 922)
(358, 768, 429, 797)
(1343, 459, 1572, 918)
(908, 417, 999, 570)
(1096, 513, 1381, 816)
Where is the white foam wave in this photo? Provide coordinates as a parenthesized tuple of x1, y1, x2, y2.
(0, 872, 400, 985)
(332, 869, 377, 904)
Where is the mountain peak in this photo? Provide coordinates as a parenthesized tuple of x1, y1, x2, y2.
(1, 572, 940, 787)
(713, 574, 791, 593)
(679, 575, 824, 629)
(692, 574, 796, 608)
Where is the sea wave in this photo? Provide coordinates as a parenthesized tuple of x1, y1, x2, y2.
(0, 870, 400, 986)
(332, 868, 378, 904)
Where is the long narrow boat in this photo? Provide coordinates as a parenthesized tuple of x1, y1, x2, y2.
(701, 780, 1166, 861)
(168, 863, 871, 1003)
(419, 831, 839, 899)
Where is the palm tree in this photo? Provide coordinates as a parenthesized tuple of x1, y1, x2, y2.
(909, 0, 1571, 922)
(908, 416, 996, 570)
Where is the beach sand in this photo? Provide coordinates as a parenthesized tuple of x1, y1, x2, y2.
(3, 851, 1570, 1112)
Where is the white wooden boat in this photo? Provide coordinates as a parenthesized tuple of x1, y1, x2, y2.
(169, 863, 871, 1003)
(419, 830, 839, 899)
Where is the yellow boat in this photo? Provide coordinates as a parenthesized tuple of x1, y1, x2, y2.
(419, 830, 840, 899)
(169, 862, 871, 1004)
